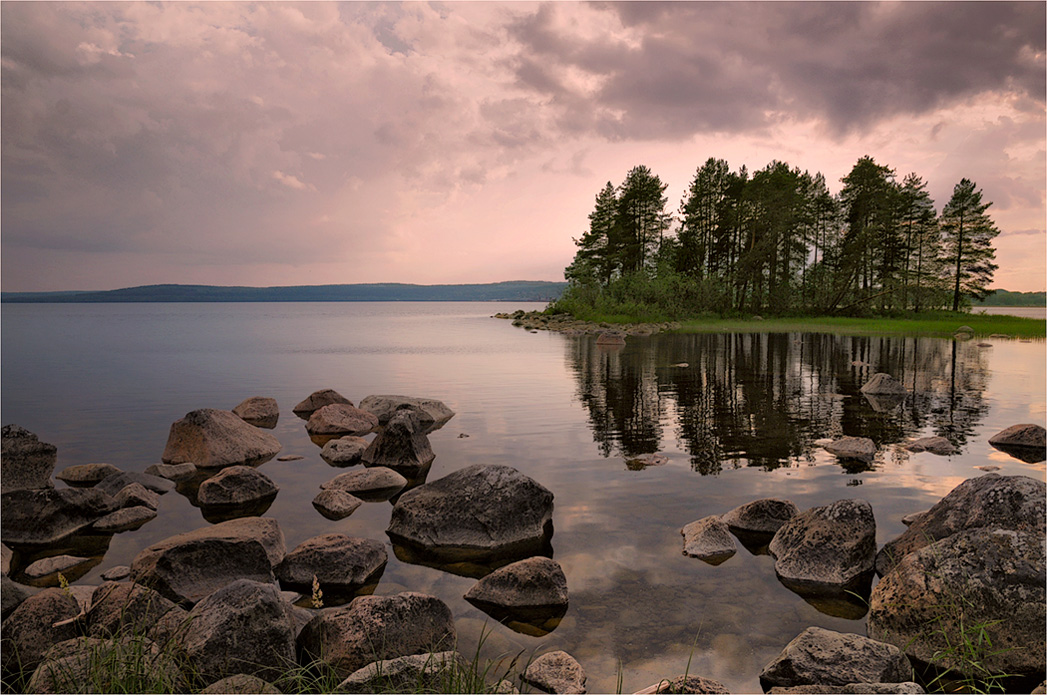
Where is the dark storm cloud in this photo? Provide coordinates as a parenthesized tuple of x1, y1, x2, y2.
(510, 2, 1046, 139)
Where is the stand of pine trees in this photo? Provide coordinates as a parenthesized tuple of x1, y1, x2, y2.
(558, 157, 1000, 319)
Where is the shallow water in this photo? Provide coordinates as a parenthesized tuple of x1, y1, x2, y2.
(2, 302, 1044, 693)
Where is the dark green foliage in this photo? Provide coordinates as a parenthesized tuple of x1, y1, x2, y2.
(940, 179, 1000, 311)
(974, 289, 1046, 307)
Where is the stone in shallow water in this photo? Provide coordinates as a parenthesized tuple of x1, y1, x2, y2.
(320, 436, 369, 466)
(860, 372, 907, 395)
(362, 410, 435, 478)
(769, 499, 876, 590)
(823, 437, 876, 462)
(55, 463, 122, 487)
(196, 465, 278, 509)
(293, 388, 352, 416)
(276, 534, 387, 595)
(358, 395, 456, 432)
(522, 650, 587, 694)
(96, 471, 175, 497)
(2, 487, 119, 547)
(162, 408, 281, 470)
(988, 423, 1047, 463)
(93, 506, 158, 533)
(312, 489, 363, 520)
(680, 516, 736, 564)
(904, 436, 957, 455)
(232, 396, 279, 429)
(321, 466, 407, 501)
(306, 404, 379, 437)
(23, 555, 92, 581)
(464, 556, 568, 636)
(145, 462, 198, 482)
(759, 626, 911, 690)
(721, 498, 798, 534)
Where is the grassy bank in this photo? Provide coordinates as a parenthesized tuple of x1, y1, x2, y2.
(672, 312, 1045, 339)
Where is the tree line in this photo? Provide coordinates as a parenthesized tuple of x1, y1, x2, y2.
(558, 156, 1000, 318)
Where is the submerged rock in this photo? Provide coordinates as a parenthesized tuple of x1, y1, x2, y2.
(860, 373, 907, 395)
(321, 466, 408, 500)
(297, 592, 456, 680)
(387, 464, 554, 564)
(680, 516, 736, 564)
(93, 506, 158, 533)
(358, 395, 456, 432)
(595, 331, 626, 346)
(145, 462, 198, 482)
(162, 409, 281, 470)
(232, 396, 280, 429)
(823, 437, 876, 462)
(868, 529, 1045, 680)
(1, 425, 57, 493)
(293, 388, 353, 416)
(904, 437, 957, 455)
(769, 499, 876, 590)
(875, 473, 1046, 576)
(362, 410, 435, 478)
(759, 627, 911, 690)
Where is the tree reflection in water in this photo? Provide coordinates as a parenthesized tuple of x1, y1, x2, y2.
(565, 333, 990, 473)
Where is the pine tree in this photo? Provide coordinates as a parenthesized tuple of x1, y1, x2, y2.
(939, 179, 999, 311)
(566, 182, 618, 286)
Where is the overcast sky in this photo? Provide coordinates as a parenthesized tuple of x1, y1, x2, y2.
(2, 1, 1044, 292)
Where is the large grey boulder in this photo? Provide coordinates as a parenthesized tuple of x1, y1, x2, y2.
(131, 517, 285, 606)
(184, 579, 297, 684)
(1, 588, 80, 675)
(860, 373, 907, 395)
(988, 423, 1047, 462)
(232, 396, 279, 429)
(1, 487, 118, 547)
(297, 592, 456, 680)
(680, 516, 736, 564)
(387, 464, 554, 564)
(522, 650, 587, 694)
(1, 424, 57, 493)
(868, 528, 1045, 679)
(769, 499, 876, 590)
(875, 474, 1046, 576)
(86, 581, 179, 638)
(822, 437, 876, 462)
(55, 463, 122, 487)
(464, 556, 568, 612)
(196, 465, 279, 515)
(306, 404, 379, 437)
(321, 466, 407, 501)
(293, 389, 352, 416)
(337, 651, 465, 693)
(904, 437, 957, 455)
(759, 627, 911, 690)
(358, 395, 456, 432)
(721, 498, 799, 534)
(27, 636, 185, 694)
(162, 408, 282, 470)
(320, 436, 369, 467)
(362, 410, 435, 477)
(276, 534, 387, 595)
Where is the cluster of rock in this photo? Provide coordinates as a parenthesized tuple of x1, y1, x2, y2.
(678, 472, 1045, 692)
(494, 309, 680, 337)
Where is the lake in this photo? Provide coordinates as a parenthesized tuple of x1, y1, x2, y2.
(2, 302, 1044, 693)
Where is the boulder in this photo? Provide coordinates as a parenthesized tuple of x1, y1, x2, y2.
(321, 466, 407, 501)
(232, 396, 279, 429)
(904, 437, 957, 455)
(27, 636, 185, 694)
(276, 534, 387, 595)
(361, 410, 435, 477)
(196, 465, 278, 511)
(336, 651, 465, 693)
(201, 674, 282, 694)
(822, 437, 876, 462)
(648, 675, 730, 693)
(92, 506, 158, 533)
(114, 482, 161, 510)
(311, 489, 362, 520)
(875, 474, 1046, 576)
(522, 650, 587, 694)
(145, 462, 198, 482)
(358, 395, 456, 432)
(721, 498, 798, 534)
(161, 408, 282, 470)
(306, 404, 379, 437)
(293, 389, 352, 416)
(1, 574, 36, 619)
(680, 516, 737, 564)
(988, 424, 1047, 462)
(868, 529, 1045, 679)
(96, 471, 176, 497)
(297, 592, 456, 680)
(759, 627, 911, 690)
(320, 436, 369, 467)
(768, 499, 876, 590)
(184, 579, 297, 684)
(23, 555, 93, 583)
(0, 588, 80, 675)
(1, 487, 118, 547)
(55, 463, 122, 487)
(1, 424, 57, 493)
(860, 373, 907, 396)
(387, 464, 554, 564)
(86, 581, 179, 637)
(464, 556, 567, 610)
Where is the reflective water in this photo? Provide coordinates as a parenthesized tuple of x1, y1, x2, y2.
(2, 303, 1044, 693)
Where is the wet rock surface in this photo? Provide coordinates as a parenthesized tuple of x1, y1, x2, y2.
(293, 388, 352, 416)
(769, 499, 876, 590)
(759, 626, 911, 690)
(362, 409, 436, 477)
(681, 516, 737, 564)
(276, 534, 387, 595)
(721, 498, 798, 534)
(822, 437, 876, 462)
(320, 436, 369, 466)
(358, 395, 456, 432)
(162, 408, 282, 469)
(311, 489, 363, 519)
(232, 396, 280, 429)
(903, 436, 957, 455)
(306, 404, 379, 437)
(322, 466, 408, 501)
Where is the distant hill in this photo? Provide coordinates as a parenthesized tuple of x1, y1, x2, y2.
(1, 281, 567, 303)
(974, 289, 1046, 307)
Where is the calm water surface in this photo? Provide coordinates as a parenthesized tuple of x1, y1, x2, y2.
(2, 303, 1045, 693)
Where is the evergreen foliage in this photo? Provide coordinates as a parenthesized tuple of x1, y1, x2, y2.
(555, 155, 1003, 318)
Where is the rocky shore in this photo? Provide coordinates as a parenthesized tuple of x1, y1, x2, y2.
(1, 390, 1045, 693)
(493, 309, 680, 337)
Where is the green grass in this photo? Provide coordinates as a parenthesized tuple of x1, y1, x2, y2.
(664, 313, 1043, 339)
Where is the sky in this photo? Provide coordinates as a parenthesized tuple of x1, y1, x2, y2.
(2, 1, 1045, 293)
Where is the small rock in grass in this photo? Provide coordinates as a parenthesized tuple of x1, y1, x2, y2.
(522, 650, 587, 694)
